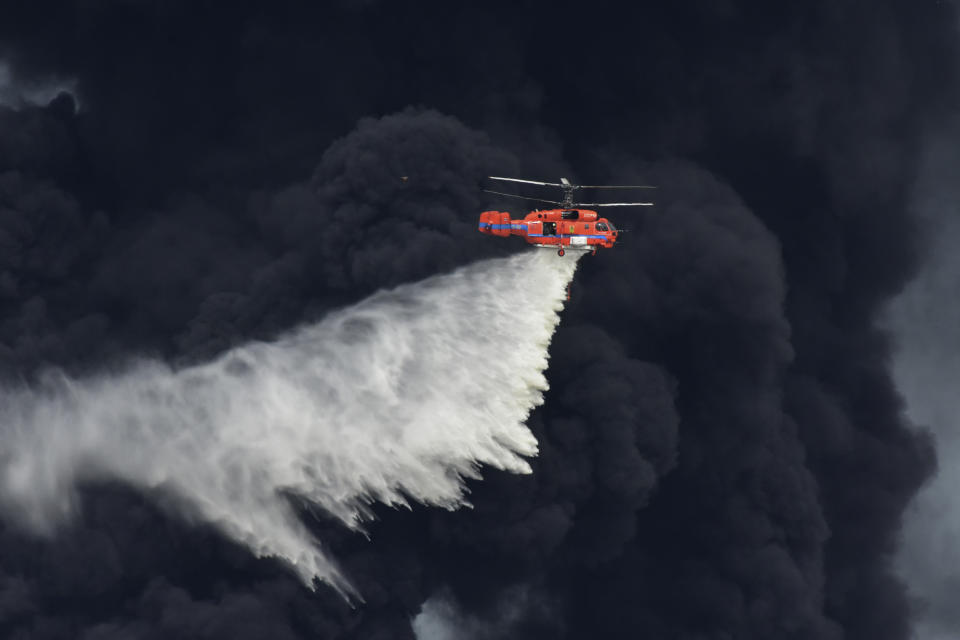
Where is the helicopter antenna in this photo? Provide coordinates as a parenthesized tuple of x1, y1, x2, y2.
(487, 176, 656, 208)
(481, 189, 564, 206)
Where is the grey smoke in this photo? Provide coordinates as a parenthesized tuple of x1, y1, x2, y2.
(889, 121, 960, 640)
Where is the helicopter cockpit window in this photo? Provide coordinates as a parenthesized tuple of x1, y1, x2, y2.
(607, 220, 617, 231)
(596, 222, 609, 232)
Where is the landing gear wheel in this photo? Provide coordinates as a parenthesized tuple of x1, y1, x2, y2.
(591, 248, 597, 256)
(557, 248, 565, 257)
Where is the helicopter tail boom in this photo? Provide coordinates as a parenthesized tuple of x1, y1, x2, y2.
(478, 210, 513, 237)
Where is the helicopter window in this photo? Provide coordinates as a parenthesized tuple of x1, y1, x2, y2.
(561, 210, 579, 220)
(542, 221, 557, 235)
(596, 222, 609, 232)
(607, 220, 617, 231)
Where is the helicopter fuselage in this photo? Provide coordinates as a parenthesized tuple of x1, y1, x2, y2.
(478, 208, 619, 253)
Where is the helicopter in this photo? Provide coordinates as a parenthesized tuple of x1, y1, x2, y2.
(478, 176, 655, 256)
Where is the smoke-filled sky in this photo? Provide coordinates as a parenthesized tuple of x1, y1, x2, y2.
(0, 2, 958, 639)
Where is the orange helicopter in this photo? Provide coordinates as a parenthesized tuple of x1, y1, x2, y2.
(479, 176, 655, 256)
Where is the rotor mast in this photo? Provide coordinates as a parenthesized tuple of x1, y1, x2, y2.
(560, 178, 576, 208)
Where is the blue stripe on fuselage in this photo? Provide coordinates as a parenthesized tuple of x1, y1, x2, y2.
(480, 223, 608, 241)
(479, 223, 527, 230)
(528, 234, 608, 240)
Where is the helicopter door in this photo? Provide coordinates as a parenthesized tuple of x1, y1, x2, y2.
(542, 222, 557, 235)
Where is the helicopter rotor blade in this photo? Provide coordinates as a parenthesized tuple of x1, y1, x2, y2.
(488, 176, 566, 187)
(578, 185, 658, 189)
(580, 202, 655, 207)
(482, 189, 565, 206)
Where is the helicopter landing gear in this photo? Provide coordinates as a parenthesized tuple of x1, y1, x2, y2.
(557, 248, 565, 257)
(591, 248, 597, 256)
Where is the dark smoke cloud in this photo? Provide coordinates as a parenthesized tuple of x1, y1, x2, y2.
(0, 1, 957, 638)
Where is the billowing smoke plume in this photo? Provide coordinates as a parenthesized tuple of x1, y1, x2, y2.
(0, 250, 578, 592)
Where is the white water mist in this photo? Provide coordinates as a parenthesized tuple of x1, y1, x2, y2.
(0, 249, 581, 594)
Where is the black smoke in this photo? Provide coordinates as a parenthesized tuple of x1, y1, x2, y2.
(0, 1, 956, 638)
